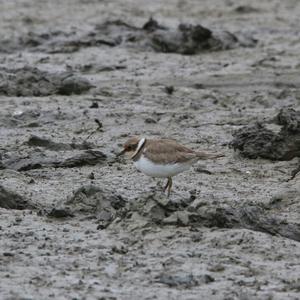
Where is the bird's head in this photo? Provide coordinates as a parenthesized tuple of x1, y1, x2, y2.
(117, 136, 144, 159)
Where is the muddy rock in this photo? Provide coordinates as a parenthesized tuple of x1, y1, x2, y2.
(0, 66, 92, 96)
(231, 108, 300, 160)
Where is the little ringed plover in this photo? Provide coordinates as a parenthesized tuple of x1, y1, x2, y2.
(118, 137, 223, 197)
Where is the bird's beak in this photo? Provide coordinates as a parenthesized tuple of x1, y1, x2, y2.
(117, 148, 126, 157)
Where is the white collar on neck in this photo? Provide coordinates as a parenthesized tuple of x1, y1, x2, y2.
(131, 137, 146, 159)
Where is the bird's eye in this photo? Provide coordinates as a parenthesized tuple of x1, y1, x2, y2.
(128, 144, 136, 151)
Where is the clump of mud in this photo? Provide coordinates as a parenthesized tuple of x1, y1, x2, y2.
(26, 135, 95, 151)
(2, 136, 105, 171)
(0, 66, 93, 96)
(0, 185, 34, 210)
(54, 186, 300, 242)
(49, 185, 126, 229)
(0, 18, 256, 55)
(127, 193, 300, 242)
(231, 108, 300, 160)
(3, 149, 106, 171)
(142, 18, 256, 54)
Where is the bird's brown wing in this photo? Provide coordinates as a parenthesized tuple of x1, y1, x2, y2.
(196, 151, 224, 159)
(143, 139, 197, 164)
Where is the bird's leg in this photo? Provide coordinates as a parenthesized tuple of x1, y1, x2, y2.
(163, 178, 170, 192)
(167, 177, 172, 198)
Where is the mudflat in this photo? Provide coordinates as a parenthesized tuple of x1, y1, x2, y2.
(0, 1, 300, 299)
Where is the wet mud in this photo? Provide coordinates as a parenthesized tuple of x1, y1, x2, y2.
(0, 18, 255, 55)
(0, 1, 300, 299)
(0, 66, 92, 96)
(231, 108, 300, 160)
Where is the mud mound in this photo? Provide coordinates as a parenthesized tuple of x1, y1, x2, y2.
(276, 108, 300, 132)
(123, 192, 300, 242)
(231, 108, 300, 160)
(59, 150, 107, 168)
(3, 150, 106, 171)
(50, 185, 126, 228)
(0, 185, 34, 210)
(26, 135, 94, 151)
(0, 19, 256, 55)
(190, 205, 300, 242)
(95, 19, 257, 54)
(142, 19, 249, 54)
(1, 107, 79, 128)
(0, 66, 92, 96)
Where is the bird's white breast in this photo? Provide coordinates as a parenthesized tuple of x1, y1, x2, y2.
(133, 155, 192, 178)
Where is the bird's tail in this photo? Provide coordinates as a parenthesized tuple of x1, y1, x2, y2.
(196, 151, 224, 160)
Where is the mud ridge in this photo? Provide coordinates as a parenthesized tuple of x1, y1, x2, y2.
(58, 188, 300, 242)
(3, 150, 106, 171)
(0, 185, 35, 210)
(50, 185, 126, 229)
(122, 192, 300, 242)
(26, 135, 95, 151)
(231, 108, 300, 160)
(0, 66, 92, 96)
(0, 18, 256, 55)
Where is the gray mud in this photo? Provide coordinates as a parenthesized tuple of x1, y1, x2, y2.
(231, 108, 300, 160)
(0, 18, 255, 55)
(0, 1, 300, 300)
(0, 66, 93, 96)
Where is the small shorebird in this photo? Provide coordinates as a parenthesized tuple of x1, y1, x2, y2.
(118, 137, 223, 197)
